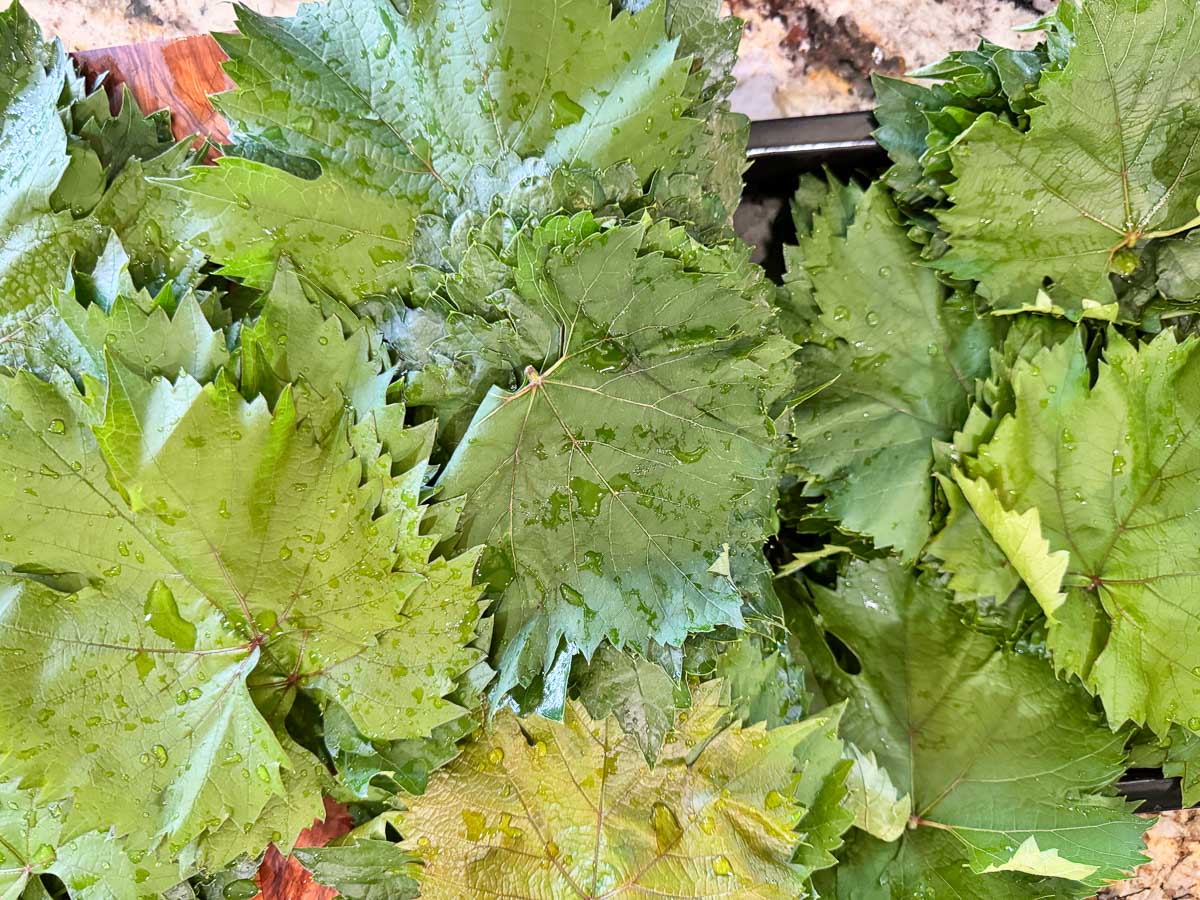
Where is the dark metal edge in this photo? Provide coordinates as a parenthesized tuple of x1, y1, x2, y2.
(746, 111, 877, 159)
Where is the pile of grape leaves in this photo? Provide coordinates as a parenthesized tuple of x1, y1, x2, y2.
(6, 0, 1200, 895)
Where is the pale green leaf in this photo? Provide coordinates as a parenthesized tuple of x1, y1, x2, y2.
(961, 328, 1200, 732)
(843, 745, 911, 844)
(0, 782, 180, 900)
(950, 470, 1069, 616)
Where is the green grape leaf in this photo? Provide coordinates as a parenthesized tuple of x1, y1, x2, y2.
(959, 329, 1200, 733)
(802, 559, 1149, 897)
(432, 217, 792, 696)
(8, 284, 231, 384)
(293, 840, 420, 900)
(1164, 727, 1200, 808)
(152, 156, 433, 299)
(182, 733, 330, 874)
(0, 5, 100, 318)
(397, 684, 850, 898)
(70, 84, 177, 176)
(936, 0, 1200, 312)
(573, 643, 678, 761)
(947, 471, 1070, 615)
(239, 258, 391, 416)
(693, 630, 810, 729)
(0, 309, 485, 872)
(927, 472, 1023, 606)
(784, 180, 995, 558)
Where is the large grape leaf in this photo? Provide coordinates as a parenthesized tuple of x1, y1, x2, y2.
(396, 684, 850, 898)
(0, 290, 486, 872)
(155, 0, 746, 297)
(783, 179, 995, 558)
(957, 328, 1200, 733)
(432, 216, 793, 698)
(936, 0, 1200, 311)
(798, 559, 1149, 898)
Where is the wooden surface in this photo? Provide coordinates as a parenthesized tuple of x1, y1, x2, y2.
(72, 34, 232, 144)
(255, 799, 353, 900)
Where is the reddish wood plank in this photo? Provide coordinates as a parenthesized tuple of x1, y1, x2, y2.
(72, 34, 232, 144)
(254, 798, 354, 900)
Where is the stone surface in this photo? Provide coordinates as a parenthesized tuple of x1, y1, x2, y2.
(1098, 811, 1200, 900)
(725, 0, 1055, 118)
(23, 0, 302, 48)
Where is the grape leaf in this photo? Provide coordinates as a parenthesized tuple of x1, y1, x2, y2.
(936, 0, 1200, 311)
(68, 84, 177, 177)
(397, 684, 850, 898)
(1164, 727, 1200, 807)
(0, 291, 486, 872)
(293, 839, 420, 900)
(800, 559, 1149, 897)
(432, 216, 792, 698)
(783, 180, 995, 558)
(0, 4, 101, 317)
(5, 284, 231, 384)
(151, 156, 435, 300)
(842, 745, 911, 844)
(957, 328, 1200, 733)
(873, 30, 1061, 211)
(573, 643, 678, 760)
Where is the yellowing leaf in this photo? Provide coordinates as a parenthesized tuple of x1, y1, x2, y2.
(399, 686, 850, 898)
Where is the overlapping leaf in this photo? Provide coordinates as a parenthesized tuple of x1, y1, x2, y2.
(952, 329, 1200, 733)
(784, 179, 995, 558)
(936, 0, 1200, 312)
(0, 781, 181, 900)
(397, 685, 850, 898)
(429, 215, 792, 699)
(0, 277, 486, 874)
(798, 559, 1148, 898)
(153, 0, 748, 298)
(873, 5, 1073, 216)
(0, 4, 99, 317)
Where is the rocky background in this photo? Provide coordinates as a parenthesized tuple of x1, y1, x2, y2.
(24, 0, 1198, 897)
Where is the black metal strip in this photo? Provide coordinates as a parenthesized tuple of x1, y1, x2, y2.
(746, 111, 878, 159)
